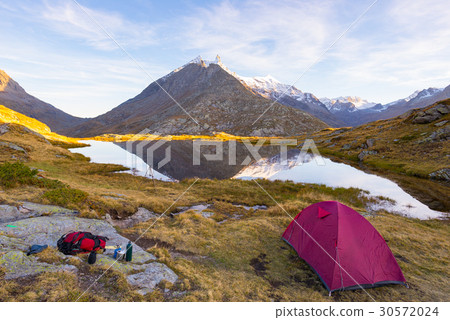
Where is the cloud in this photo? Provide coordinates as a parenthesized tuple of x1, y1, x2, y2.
(320, 0, 450, 96)
(0, 46, 170, 117)
(178, 0, 450, 101)
(179, 0, 341, 79)
(39, 0, 158, 50)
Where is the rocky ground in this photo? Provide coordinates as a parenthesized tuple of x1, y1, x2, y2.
(0, 202, 178, 296)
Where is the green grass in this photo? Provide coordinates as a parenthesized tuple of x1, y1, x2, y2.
(0, 162, 38, 188)
(42, 187, 88, 207)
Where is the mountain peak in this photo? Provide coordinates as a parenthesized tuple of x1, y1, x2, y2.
(0, 69, 11, 91)
(188, 55, 225, 68)
(320, 96, 377, 112)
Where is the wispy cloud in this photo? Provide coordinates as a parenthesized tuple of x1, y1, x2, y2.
(1, 0, 449, 115)
(39, 0, 158, 50)
(312, 0, 450, 99)
(178, 0, 450, 102)
(179, 0, 341, 78)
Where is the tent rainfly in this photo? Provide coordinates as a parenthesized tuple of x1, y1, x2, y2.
(282, 201, 407, 293)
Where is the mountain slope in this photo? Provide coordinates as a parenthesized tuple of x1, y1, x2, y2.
(0, 104, 80, 143)
(238, 75, 345, 127)
(66, 57, 328, 137)
(0, 70, 89, 134)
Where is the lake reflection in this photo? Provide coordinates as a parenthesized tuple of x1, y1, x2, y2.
(235, 149, 444, 219)
(71, 140, 445, 220)
(115, 139, 282, 180)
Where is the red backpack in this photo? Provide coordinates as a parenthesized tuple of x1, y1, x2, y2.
(57, 231, 109, 255)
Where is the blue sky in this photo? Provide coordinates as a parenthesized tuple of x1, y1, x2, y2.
(0, 0, 449, 117)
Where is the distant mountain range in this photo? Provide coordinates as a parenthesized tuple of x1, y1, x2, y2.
(319, 87, 450, 126)
(1, 57, 449, 137)
(238, 71, 450, 127)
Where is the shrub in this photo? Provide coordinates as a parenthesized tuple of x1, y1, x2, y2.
(0, 162, 38, 188)
(43, 187, 88, 207)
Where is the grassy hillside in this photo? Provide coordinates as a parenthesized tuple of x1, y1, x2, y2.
(0, 121, 448, 301)
(0, 105, 83, 145)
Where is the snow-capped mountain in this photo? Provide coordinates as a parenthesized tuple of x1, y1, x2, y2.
(384, 87, 444, 108)
(318, 86, 449, 126)
(237, 74, 345, 127)
(238, 75, 307, 100)
(320, 96, 378, 113)
(63, 55, 450, 133)
(66, 55, 327, 137)
(162, 55, 236, 81)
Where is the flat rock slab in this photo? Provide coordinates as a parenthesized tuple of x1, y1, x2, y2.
(0, 202, 79, 223)
(0, 250, 77, 280)
(21, 202, 79, 215)
(0, 205, 24, 223)
(0, 216, 156, 264)
(0, 216, 178, 293)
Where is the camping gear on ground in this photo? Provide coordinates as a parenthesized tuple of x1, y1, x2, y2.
(57, 231, 109, 256)
(113, 247, 121, 259)
(116, 249, 126, 260)
(6, 225, 17, 228)
(26, 244, 48, 256)
(88, 251, 97, 265)
(282, 201, 407, 294)
(125, 241, 133, 262)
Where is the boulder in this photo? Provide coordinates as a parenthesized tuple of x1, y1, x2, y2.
(108, 207, 159, 229)
(358, 150, 377, 161)
(341, 143, 352, 150)
(419, 126, 450, 143)
(0, 205, 23, 223)
(366, 138, 375, 148)
(127, 262, 178, 295)
(412, 104, 449, 124)
(0, 123, 9, 135)
(0, 141, 26, 153)
(429, 168, 450, 182)
(434, 120, 448, 127)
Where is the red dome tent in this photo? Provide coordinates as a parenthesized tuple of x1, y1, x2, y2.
(282, 201, 407, 293)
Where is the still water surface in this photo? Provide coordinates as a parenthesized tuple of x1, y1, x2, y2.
(70, 140, 444, 220)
